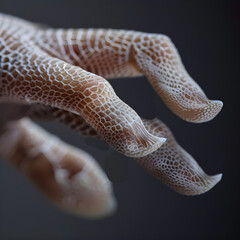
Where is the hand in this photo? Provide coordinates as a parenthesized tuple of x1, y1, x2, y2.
(0, 13, 223, 218)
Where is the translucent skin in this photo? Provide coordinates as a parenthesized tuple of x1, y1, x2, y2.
(0, 13, 223, 217)
(0, 118, 116, 218)
(0, 14, 165, 158)
(138, 119, 222, 195)
(21, 104, 221, 195)
(33, 27, 223, 123)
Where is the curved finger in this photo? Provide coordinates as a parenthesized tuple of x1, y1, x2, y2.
(33, 28, 223, 123)
(26, 103, 101, 138)
(137, 118, 222, 195)
(24, 104, 222, 195)
(0, 118, 116, 218)
(0, 14, 165, 157)
(132, 35, 223, 123)
(33, 28, 143, 79)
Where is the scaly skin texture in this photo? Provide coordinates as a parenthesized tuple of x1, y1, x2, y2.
(19, 103, 221, 195)
(138, 119, 222, 195)
(0, 13, 165, 158)
(33, 28, 223, 122)
(0, 13, 223, 218)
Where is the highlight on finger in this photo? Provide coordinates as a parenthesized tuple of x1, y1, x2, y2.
(70, 78, 166, 158)
(136, 118, 222, 195)
(132, 34, 223, 123)
(25, 104, 222, 195)
(0, 118, 116, 218)
(28, 95, 166, 158)
(0, 13, 166, 159)
(32, 25, 223, 122)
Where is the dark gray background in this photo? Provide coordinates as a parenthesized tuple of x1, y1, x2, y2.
(0, 0, 239, 239)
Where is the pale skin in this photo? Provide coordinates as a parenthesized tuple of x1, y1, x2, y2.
(0, 13, 223, 218)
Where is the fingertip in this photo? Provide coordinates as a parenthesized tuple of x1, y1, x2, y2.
(196, 99, 223, 123)
(179, 99, 224, 123)
(209, 99, 223, 115)
(159, 137, 167, 149)
(125, 132, 166, 158)
(215, 173, 223, 182)
(187, 172, 223, 196)
(212, 100, 223, 108)
(211, 99, 223, 116)
(80, 194, 118, 219)
(94, 194, 118, 218)
(208, 173, 223, 187)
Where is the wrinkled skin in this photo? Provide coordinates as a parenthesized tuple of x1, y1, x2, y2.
(0, 13, 223, 218)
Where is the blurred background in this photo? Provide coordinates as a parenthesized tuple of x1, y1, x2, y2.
(0, 0, 239, 239)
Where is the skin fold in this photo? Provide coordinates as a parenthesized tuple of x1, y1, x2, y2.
(0, 13, 223, 218)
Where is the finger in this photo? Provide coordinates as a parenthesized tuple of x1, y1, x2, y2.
(33, 28, 223, 123)
(0, 118, 116, 218)
(24, 104, 222, 195)
(26, 103, 100, 138)
(137, 118, 222, 195)
(34, 28, 143, 79)
(0, 14, 165, 157)
(133, 35, 223, 123)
